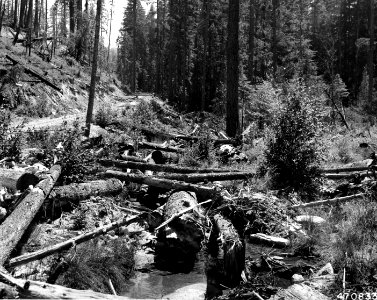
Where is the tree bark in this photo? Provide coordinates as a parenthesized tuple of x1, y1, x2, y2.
(158, 171, 254, 183)
(0, 168, 39, 191)
(85, 0, 101, 137)
(100, 159, 240, 174)
(33, 0, 38, 36)
(13, 0, 18, 28)
(248, 0, 255, 82)
(212, 213, 244, 287)
(7, 211, 144, 268)
(76, 0, 82, 30)
(0, 165, 61, 266)
(226, 0, 240, 137)
(13, 0, 26, 44)
(104, 170, 216, 198)
(131, 0, 137, 93)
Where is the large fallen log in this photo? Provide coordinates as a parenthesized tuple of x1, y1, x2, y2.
(104, 170, 217, 198)
(100, 159, 239, 174)
(0, 276, 134, 299)
(0, 165, 61, 266)
(5, 54, 63, 94)
(49, 178, 123, 206)
(119, 155, 145, 163)
(7, 211, 144, 268)
(291, 193, 365, 209)
(131, 141, 184, 153)
(0, 168, 39, 191)
(322, 172, 370, 180)
(319, 166, 369, 174)
(150, 150, 179, 164)
(212, 214, 245, 287)
(248, 233, 290, 248)
(156, 191, 205, 262)
(158, 171, 255, 183)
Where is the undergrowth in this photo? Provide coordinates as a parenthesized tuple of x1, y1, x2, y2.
(56, 239, 135, 294)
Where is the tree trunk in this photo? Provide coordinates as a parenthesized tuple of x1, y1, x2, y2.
(368, 0, 375, 105)
(156, 191, 205, 262)
(100, 159, 240, 174)
(130, 141, 184, 153)
(271, 0, 279, 79)
(201, 0, 209, 111)
(84, 0, 102, 137)
(212, 213, 245, 287)
(13, 0, 18, 28)
(0, 1, 5, 36)
(319, 166, 369, 173)
(105, 170, 216, 198)
(248, 0, 255, 82)
(131, 0, 137, 93)
(0, 168, 39, 191)
(248, 233, 290, 248)
(69, 0, 74, 34)
(76, 0, 82, 30)
(0, 165, 61, 266)
(33, 0, 38, 36)
(106, 0, 113, 67)
(226, 0, 240, 138)
(13, 0, 26, 44)
(291, 193, 365, 209)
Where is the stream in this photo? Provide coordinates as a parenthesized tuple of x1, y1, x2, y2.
(120, 242, 315, 299)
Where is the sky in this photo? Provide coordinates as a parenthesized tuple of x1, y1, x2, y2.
(47, 0, 151, 49)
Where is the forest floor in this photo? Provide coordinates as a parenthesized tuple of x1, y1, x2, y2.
(1, 28, 377, 300)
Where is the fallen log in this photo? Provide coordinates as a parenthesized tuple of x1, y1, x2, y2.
(0, 165, 61, 266)
(156, 191, 205, 261)
(151, 150, 179, 164)
(104, 170, 217, 198)
(14, 36, 54, 43)
(322, 172, 370, 179)
(269, 283, 329, 300)
(291, 193, 365, 209)
(0, 168, 39, 191)
(119, 155, 145, 163)
(319, 166, 369, 174)
(158, 171, 254, 183)
(212, 213, 245, 287)
(133, 141, 184, 153)
(100, 159, 239, 174)
(0, 281, 18, 298)
(0, 276, 133, 299)
(5, 54, 63, 94)
(248, 233, 290, 248)
(49, 178, 123, 206)
(7, 211, 144, 268)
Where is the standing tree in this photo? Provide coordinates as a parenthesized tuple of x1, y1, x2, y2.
(85, 0, 102, 137)
(226, 0, 240, 137)
(368, 0, 375, 106)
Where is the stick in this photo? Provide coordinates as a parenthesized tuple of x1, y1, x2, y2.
(108, 279, 117, 296)
(155, 199, 212, 231)
(0, 267, 28, 290)
(291, 193, 365, 209)
(322, 172, 370, 179)
(7, 212, 145, 268)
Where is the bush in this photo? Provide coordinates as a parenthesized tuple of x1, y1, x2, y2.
(263, 80, 322, 200)
(94, 106, 118, 128)
(0, 109, 23, 161)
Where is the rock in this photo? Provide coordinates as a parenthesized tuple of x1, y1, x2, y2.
(291, 274, 305, 283)
(248, 233, 290, 248)
(315, 263, 334, 276)
(269, 283, 330, 300)
(163, 283, 206, 300)
(134, 250, 154, 270)
(295, 215, 326, 225)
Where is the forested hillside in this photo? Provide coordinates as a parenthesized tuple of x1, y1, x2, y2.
(1, 1, 377, 300)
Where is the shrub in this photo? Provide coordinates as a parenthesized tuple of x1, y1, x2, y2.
(263, 80, 322, 200)
(94, 106, 117, 128)
(0, 109, 23, 161)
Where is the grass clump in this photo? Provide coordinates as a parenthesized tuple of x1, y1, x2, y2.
(56, 239, 135, 294)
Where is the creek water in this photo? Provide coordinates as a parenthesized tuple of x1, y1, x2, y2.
(122, 255, 207, 299)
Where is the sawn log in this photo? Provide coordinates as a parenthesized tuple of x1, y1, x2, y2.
(0, 168, 39, 191)
(0, 165, 61, 266)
